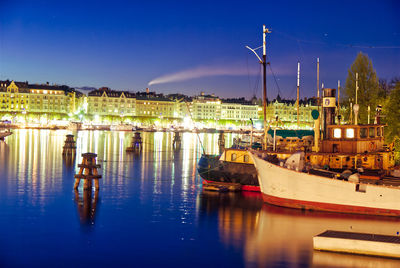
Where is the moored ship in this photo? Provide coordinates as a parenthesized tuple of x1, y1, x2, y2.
(251, 150, 400, 216)
(250, 87, 400, 216)
(197, 133, 314, 192)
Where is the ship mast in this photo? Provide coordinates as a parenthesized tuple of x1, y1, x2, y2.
(317, 58, 320, 105)
(262, 25, 271, 149)
(313, 58, 321, 152)
(246, 25, 271, 150)
(317, 58, 321, 138)
(297, 61, 300, 127)
(337, 80, 341, 124)
(355, 73, 359, 125)
(355, 72, 358, 105)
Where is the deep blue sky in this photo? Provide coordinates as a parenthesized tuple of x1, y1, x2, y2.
(1, 0, 399, 99)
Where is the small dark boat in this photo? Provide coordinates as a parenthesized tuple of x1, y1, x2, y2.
(197, 148, 260, 192)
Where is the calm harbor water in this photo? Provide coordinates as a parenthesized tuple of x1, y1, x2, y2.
(1, 129, 400, 267)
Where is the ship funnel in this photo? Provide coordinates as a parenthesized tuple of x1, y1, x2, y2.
(322, 88, 336, 138)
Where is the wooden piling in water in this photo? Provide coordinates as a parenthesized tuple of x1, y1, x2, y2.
(173, 131, 181, 150)
(74, 153, 102, 191)
(126, 132, 142, 152)
(218, 131, 225, 154)
(62, 134, 76, 155)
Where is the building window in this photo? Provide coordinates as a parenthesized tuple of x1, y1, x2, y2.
(231, 153, 237, 161)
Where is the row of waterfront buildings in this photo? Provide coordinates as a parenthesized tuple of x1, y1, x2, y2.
(0, 80, 318, 125)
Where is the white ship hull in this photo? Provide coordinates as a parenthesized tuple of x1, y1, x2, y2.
(250, 152, 400, 216)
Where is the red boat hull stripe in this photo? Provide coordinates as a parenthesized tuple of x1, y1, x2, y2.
(241, 185, 260, 192)
(203, 180, 260, 192)
(262, 193, 400, 217)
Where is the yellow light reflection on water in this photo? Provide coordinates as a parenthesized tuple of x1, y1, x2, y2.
(2, 129, 224, 213)
(181, 132, 192, 193)
(4, 129, 66, 207)
(153, 131, 163, 194)
(118, 131, 125, 186)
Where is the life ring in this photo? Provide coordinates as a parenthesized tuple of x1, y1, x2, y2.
(369, 142, 376, 151)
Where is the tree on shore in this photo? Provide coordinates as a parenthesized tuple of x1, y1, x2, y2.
(379, 77, 400, 99)
(383, 80, 400, 143)
(344, 52, 381, 123)
(379, 79, 391, 99)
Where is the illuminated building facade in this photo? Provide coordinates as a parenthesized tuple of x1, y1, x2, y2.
(191, 93, 221, 120)
(135, 92, 176, 118)
(220, 98, 259, 121)
(265, 96, 318, 125)
(166, 94, 192, 119)
(1, 80, 318, 126)
(87, 87, 136, 117)
(0, 80, 83, 115)
(86, 89, 178, 119)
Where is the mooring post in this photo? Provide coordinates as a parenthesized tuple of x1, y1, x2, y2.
(74, 153, 102, 191)
(63, 134, 76, 156)
(218, 131, 225, 154)
(126, 132, 143, 152)
(173, 131, 181, 150)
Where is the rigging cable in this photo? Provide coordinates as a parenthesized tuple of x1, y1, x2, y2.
(266, 59, 282, 97)
(246, 52, 262, 99)
(183, 100, 206, 155)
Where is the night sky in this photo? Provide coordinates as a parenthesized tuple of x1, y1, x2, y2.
(1, 0, 399, 100)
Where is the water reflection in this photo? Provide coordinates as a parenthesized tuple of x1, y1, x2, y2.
(0, 129, 66, 207)
(74, 189, 100, 228)
(62, 154, 76, 170)
(249, 205, 400, 267)
(0, 129, 319, 266)
(0, 140, 10, 171)
(198, 192, 400, 267)
(0, 129, 210, 210)
(198, 191, 263, 250)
